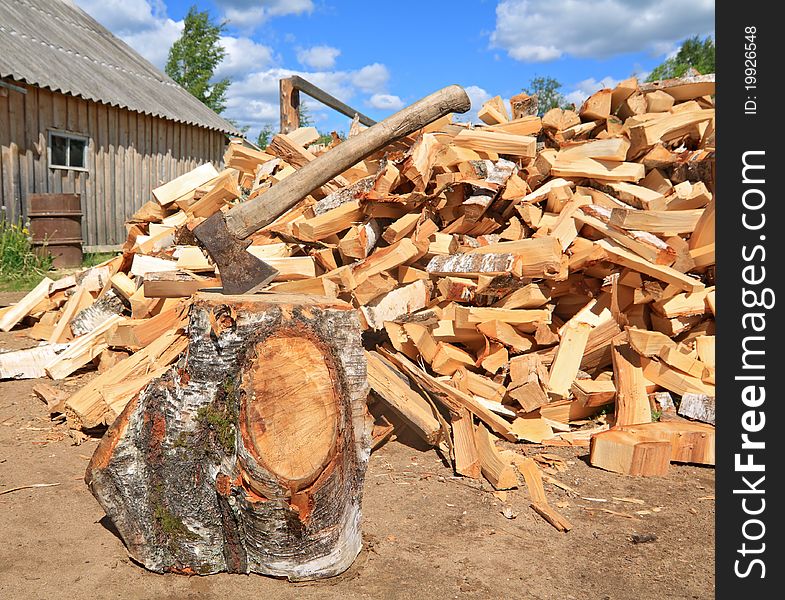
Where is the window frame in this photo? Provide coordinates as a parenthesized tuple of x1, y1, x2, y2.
(47, 130, 89, 172)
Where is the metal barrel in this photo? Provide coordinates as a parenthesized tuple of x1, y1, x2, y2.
(27, 193, 83, 268)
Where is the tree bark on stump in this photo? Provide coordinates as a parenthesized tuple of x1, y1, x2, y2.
(86, 292, 371, 580)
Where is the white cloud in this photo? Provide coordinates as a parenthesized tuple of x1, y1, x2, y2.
(563, 76, 619, 108)
(351, 63, 390, 93)
(296, 45, 341, 70)
(76, 0, 401, 141)
(120, 21, 183, 69)
(73, 0, 165, 34)
(75, 0, 181, 68)
(491, 0, 714, 62)
(216, 0, 314, 32)
(216, 37, 274, 79)
(368, 94, 404, 111)
(465, 85, 491, 110)
(457, 85, 492, 123)
(223, 64, 399, 141)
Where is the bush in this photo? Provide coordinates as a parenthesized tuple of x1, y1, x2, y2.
(0, 216, 52, 284)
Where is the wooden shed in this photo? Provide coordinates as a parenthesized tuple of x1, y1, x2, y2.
(0, 0, 240, 250)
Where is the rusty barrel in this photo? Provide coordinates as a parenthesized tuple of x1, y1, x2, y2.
(28, 193, 83, 268)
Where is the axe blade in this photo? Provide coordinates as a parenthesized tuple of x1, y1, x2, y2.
(193, 212, 279, 295)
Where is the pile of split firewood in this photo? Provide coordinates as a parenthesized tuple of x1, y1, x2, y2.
(0, 74, 716, 524)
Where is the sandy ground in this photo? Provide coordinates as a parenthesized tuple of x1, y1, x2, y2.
(0, 327, 715, 600)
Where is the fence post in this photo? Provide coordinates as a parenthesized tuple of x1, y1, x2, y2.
(279, 78, 300, 134)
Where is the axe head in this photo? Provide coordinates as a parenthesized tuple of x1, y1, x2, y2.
(193, 212, 279, 295)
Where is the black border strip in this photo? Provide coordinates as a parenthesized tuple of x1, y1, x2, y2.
(716, 3, 783, 597)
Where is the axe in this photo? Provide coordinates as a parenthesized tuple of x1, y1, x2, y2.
(193, 85, 471, 294)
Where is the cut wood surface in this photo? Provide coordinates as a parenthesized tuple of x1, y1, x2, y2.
(640, 356, 715, 397)
(571, 379, 616, 407)
(617, 421, 714, 465)
(65, 328, 187, 428)
(590, 429, 671, 476)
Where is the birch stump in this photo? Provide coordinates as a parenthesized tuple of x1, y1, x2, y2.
(86, 293, 371, 580)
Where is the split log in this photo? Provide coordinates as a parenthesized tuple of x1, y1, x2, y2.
(66, 328, 187, 428)
(86, 293, 371, 580)
(45, 315, 125, 380)
(153, 163, 219, 206)
(70, 291, 126, 336)
(32, 382, 70, 414)
(513, 456, 573, 531)
(677, 393, 716, 426)
(550, 156, 645, 182)
(0, 344, 68, 380)
(611, 335, 652, 426)
(451, 408, 481, 479)
(571, 378, 616, 407)
(143, 271, 221, 298)
(617, 421, 714, 465)
(366, 350, 442, 445)
(639, 74, 715, 102)
(589, 429, 671, 476)
(452, 129, 536, 158)
(474, 424, 518, 490)
(547, 320, 592, 399)
(360, 280, 430, 330)
(0, 277, 54, 332)
(596, 239, 704, 292)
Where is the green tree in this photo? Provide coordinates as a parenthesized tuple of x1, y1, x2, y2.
(524, 76, 566, 116)
(647, 35, 715, 81)
(298, 102, 314, 127)
(165, 6, 230, 114)
(256, 124, 274, 149)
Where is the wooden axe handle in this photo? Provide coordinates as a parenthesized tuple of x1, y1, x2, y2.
(225, 85, 471, 239)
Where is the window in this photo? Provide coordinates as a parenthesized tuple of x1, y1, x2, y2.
(48, 131, 88, 170)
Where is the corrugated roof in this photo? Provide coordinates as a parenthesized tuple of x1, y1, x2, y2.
(0, 0, 241, 135)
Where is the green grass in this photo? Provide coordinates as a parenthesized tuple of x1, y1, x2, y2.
(82, 251, 118, 268)
(0, 272, 48, 293)
(0, 217, 53, 292)
(0, 218, 120, 293)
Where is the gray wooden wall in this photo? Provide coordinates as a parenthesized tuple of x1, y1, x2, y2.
(0, 80, 226, 248)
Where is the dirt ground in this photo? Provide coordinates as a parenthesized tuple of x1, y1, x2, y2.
(0, 328, 715, 600)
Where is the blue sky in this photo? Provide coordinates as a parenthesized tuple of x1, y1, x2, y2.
(72, 0, 714, 140)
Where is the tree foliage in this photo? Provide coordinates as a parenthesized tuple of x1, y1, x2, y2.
(647, 36, 715, 81)
(524, 76, 567, 116)
(256, 124, 274, 149)
(165, 6, 230, 114)
(298, 102, 315, 127)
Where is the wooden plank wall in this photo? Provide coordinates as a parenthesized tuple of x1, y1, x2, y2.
(0, 81, 226, 247)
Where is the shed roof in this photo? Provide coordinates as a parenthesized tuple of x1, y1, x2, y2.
(0, 0, 241, 136)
